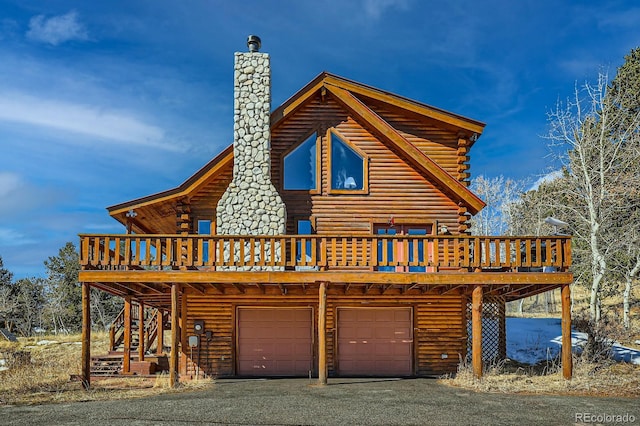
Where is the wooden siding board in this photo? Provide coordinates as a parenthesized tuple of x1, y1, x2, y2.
(272, 97, 460, 237)
(182, 287, 465, 378)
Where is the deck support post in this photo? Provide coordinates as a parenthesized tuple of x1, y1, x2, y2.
(561, 284, 572, 380)
(472, 286, 483, 379)
(318, 282, 327, 385)
(123, 296, 132, 374)
(170, 284, 180, 388)
(138, 300, 145, 362)
(157, 309, 165, 355)
(81, 282, 91, 390)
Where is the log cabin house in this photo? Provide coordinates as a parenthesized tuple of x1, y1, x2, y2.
(78, 37, 573, 388)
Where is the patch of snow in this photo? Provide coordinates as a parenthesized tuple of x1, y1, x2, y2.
(36, 340, 59, 345)
(507, 317, 640, 365)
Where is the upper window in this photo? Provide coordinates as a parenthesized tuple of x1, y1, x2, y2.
(283, 133, 317, 190)
(329, 131, 367, 193)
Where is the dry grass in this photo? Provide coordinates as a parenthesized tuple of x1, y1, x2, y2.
(0, 333, 214, 406)
(440, 357, 640, 397)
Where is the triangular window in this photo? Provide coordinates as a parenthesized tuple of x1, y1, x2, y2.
(283, 133, 317, 190)
(329, 131, 367, 192)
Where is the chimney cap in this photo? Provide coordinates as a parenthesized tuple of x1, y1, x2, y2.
(247, 35, 261, 52)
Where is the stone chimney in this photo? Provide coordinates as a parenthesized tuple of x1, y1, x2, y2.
(216, 36, 286, 270)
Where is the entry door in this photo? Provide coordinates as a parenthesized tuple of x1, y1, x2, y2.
(337, 307, 413, 376)
(237, 307, 313, 376)
(375, 224, 433, 272)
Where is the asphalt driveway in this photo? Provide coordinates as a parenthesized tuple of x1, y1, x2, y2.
(2, 378, 638, 426)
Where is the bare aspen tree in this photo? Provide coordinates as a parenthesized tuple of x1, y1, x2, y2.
(546, 72, 640, 321)
(469, 175, 526, 236)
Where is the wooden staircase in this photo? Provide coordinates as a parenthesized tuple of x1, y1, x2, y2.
(91, 304, 170, 377)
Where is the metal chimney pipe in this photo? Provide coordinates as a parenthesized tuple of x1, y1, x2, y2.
(247, 35, 261, 52)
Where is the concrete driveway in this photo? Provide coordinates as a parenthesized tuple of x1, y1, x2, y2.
(2, 378, 638, 425)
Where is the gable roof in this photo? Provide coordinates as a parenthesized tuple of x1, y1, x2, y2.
(272, 72, 485, 137)
(272, 72, 486, 214)
(109, 72, 486, 228)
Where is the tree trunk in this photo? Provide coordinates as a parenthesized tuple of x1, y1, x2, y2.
(623, 277, 631, 329)
(589, 223, 606, 322)
(623, 257, 640, 329)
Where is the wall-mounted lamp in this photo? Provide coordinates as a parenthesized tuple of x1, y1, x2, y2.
(388, 217, 395, 227)
(125, 209, 137, 234)
(439, 224, 450, 235)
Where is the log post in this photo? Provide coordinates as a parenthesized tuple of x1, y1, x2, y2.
(472, 286, 483, 379)
(138, 300, 145, 362)
(157, 309, 165, 355)
(180, 290, 188, 376)
(318, 282, 327, 385)
(123, 296, 132, 374)
(170, 284, 180, 387)
(81, 282, 91, 390)
(561, 284, 572, 380)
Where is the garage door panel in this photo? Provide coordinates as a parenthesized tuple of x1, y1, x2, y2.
(337, 308, 412, 376)
(238, 308, 312, 376)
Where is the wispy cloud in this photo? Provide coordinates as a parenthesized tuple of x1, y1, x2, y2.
(0, 172, 21, 198)
(0, 91, 174, 150)
(26, 10, 88, 45)
(362, 0, 410, 19)
(0, 228, 35, 246)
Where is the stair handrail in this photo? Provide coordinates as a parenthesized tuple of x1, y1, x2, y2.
(108, 302, 142, 352)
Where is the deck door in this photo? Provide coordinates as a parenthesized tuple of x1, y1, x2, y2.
(337, 307, 413, 376)
(237, 307, 313, 376)
(375, 224, 433, 272)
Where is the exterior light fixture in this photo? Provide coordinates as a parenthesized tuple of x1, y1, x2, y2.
(125, 209, 137, 234)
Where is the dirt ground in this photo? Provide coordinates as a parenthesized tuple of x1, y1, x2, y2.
(2, 378, 639, 426)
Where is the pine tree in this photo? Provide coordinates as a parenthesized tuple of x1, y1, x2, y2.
(44, 242, 82, 333)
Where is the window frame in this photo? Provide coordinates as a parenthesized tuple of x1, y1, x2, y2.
(281, 129, 321, 193)
(327, 128, 369, 195)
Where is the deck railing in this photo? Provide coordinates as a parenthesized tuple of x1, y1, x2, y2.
(79, 234, 571, 272)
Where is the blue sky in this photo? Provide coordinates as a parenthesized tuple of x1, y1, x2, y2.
(1, 0, 639, 278)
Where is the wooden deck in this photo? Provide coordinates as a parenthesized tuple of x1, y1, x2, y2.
(78, 233, 572, 309)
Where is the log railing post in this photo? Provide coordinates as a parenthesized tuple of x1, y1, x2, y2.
(81, 282, 91, 390)
(562, 284, 572, 380)
(318, 282, 327, 385)
(170, 284, 180, 388)
(123, 296, 132, 374)
(472, 286, 483, 379)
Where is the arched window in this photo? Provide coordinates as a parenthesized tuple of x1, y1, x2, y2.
(283, 133, 318, 190)
(329, 130, 367, 193)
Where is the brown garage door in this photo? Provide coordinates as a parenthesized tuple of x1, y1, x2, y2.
(237, 307, 312, 376)
(337, 307, 413, 376)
